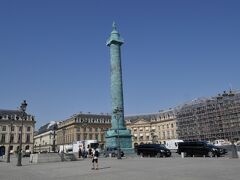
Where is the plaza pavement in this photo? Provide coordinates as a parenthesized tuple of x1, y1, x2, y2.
(0, 156, 239, 180)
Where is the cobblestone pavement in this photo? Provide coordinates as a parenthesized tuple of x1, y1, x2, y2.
(0, 156, 239, 180)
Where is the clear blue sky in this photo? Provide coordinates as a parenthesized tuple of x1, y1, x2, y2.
(0, 0, 239, 129)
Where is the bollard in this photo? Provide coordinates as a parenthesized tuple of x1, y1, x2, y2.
(231, 144, 238, 158)
(60, 151, 64, 162)
(181, 152, 184, 158)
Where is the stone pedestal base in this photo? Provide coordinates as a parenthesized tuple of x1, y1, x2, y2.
(29, 153, 62, 163)
(105, 129, 134, 154)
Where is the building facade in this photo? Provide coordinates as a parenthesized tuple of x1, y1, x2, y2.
(34, 121, 58, 153)
(176, 90, 240, 142)
(56, 113, 111, 149)
(125, 109, 177, 147)
(0, 109, 35, 155)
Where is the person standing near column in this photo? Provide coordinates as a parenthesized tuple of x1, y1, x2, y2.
(91, 148, 99, 170)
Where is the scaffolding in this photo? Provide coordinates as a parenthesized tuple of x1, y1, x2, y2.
(176, 90, 240, 142)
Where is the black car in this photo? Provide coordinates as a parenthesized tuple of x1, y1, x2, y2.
(208, 144, 228, 155)
(177, 141, 226, 157)
(103, 147, 124, 157)
(137, 144, 171, 157)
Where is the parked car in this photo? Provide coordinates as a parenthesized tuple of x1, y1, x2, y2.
(177, 141, 226, 157)
(235, 141, 240, 146)
(103, 147, 124, 157)
(23, 150, 31, 157)
(137, 144, 171, 158)
(208, 144, 227, 155)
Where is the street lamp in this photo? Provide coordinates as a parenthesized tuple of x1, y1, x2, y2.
(113, 107, 123, 160)
(39, 136, 42, 153)
(7, 117, 14, 163)
(17, 100, 27, 166)
(52, 123, 57, 153)
(81, 119, 88, 158)
(60, 128, 66, 161)
(231, 137, 239, 158)
(62, 128, 66, 151)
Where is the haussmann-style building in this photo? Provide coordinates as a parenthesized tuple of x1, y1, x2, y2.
(34, 121, 58, 153)
(56, 112, 111, 150)
(0, 109, 35, 155)
(125, 109, 178, 147)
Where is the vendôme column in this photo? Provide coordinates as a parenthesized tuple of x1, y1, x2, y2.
(105, 22, 133, 153)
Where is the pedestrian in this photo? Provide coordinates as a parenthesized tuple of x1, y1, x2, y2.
(78, 148, 82, 158)
(91, 149, 99, 170)
(88, 148, 92, 158)
(82, 149, 86, 158)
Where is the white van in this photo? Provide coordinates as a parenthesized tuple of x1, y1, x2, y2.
(59, 144, 73, 154)
(165, 139, 184, 150)
(214, 139, 231, 146)
(59, 140, 100, 154)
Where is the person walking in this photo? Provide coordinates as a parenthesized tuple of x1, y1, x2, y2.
(78, 147, 82, 158)
(88, 148, 92, 158)
(91, 149, 99, 170)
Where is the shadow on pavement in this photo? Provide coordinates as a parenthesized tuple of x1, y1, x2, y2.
(98, 166, 111, 170)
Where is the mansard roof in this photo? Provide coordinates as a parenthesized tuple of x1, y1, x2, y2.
(71, 112, 111, 119)
(0, 109, 34, 121)
(37, 121, 58, 135)
(125, 109, 176, 124)
(125, 113, 157, 123)
(0, 109, 23, 116)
